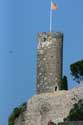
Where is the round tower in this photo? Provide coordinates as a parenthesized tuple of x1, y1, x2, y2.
(37, 32, 63, 94)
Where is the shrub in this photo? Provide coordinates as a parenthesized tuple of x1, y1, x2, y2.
(8, 102, 27, 125)
(64, 99, 83, 121)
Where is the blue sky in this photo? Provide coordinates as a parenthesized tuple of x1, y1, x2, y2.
(0, 0, 83, 125)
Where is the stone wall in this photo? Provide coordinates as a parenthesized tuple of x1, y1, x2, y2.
(15, 86, 83, 125)
(37, 32, 63, 94)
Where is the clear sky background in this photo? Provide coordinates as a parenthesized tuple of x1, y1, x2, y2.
(0, 0, 83, 125)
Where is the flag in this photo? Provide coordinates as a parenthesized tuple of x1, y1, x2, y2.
(51, 2, 58, 10)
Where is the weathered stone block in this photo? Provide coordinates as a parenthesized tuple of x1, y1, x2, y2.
(37, 32, 63, 94)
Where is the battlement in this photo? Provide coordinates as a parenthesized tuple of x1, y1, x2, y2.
(38, 32, 63, 39)
(37, 32, 63, 94)
(37, 32, 63, 50)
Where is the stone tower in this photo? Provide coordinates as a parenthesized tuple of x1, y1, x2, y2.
(37, 32, 63, 94)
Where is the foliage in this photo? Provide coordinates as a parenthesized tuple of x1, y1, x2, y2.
(70, 59, 83, 83)
(64, 99, 83, 121)
(8, 102, 27, 125)
(60, 76, 68, 90)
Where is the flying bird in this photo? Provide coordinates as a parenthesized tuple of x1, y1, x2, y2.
(9, 50, 13, 54)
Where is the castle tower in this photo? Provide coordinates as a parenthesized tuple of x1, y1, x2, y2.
(37, 32, 63, 94)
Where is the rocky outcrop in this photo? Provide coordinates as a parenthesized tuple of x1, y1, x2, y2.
(15, 86, 83, 125)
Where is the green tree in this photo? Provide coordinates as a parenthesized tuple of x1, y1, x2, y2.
(70, 59, 83, 83)
(61, 76, 68, 90)
(64, 99, 83, 121)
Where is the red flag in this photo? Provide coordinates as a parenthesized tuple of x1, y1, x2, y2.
(51, 2, 58, 10)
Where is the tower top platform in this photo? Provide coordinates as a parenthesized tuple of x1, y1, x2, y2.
(38, 32, 63, 39)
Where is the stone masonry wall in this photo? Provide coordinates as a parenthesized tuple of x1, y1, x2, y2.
(37, 32, 63, 94)
(15, 86, 83, 125)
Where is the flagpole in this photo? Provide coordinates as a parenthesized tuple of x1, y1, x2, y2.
(50, 0, 52, 32)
